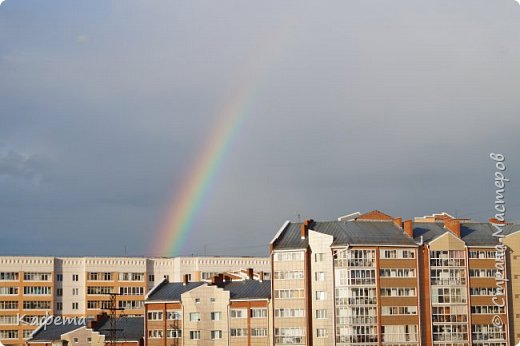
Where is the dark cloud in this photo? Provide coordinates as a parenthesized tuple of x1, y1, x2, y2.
(0, 0, 519, 256)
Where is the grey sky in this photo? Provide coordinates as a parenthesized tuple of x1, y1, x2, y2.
(1, 0, 519, 257)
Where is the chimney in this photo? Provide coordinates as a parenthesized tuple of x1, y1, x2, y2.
(259, 271, 264, 282)
(403, 220, 413, 238)
(301, 219, 313, 239)
(444, 219, 461, 238)
(246, 268, 254, 280)
(182, 274, 189, 286)
(88, 312, 107, 329)
(393, 217, 402, 229)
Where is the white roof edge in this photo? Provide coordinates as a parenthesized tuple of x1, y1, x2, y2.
(337, 211, 361, 221)
(270, 220, 291, 245)
(145, 277, 168, 300)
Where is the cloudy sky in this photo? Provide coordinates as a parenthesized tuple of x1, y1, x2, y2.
(1, 0, 519, 257)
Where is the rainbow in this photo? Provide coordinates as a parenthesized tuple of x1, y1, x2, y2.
(150, 10, 308, 257)
(151, 85, 253, 256)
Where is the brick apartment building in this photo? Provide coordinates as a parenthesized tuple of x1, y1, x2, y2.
(270, 210, 520, 346)
(144, 273, 271, 346)
(0, 256, 270, 345)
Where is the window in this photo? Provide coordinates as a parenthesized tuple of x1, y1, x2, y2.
(315, 291, 326, 300)
(72, 288, 79, 296)
(167, 311, 182, 320)
(118, 272, 144, 281)
(211, 312, 221, 321)
(119, 287, 144, 296)
(274, 328, 304, 344)
(194, 298, 200, 304)
(118, 300, 143, 309)
(230, 309, 246, 318)
(315, 272, 325, 281)
(0, 287, 18, 295)
(72, 274, 79, 282)
(24, 272, 51, 281)
(251, 308, 267, 318)
(230, 328, 248, 337)
(0, 301, 18, 310)
(72, 302, 79, 310)
(87, 286, 113, 295)
(24, 286, 51, 295)
(275, 308, 304, 318)
(251, 328, 268, 337)
(315, 253, 325, 262)
(274, 270, 304, 280)
(0, 330, 18, 339)
(317, 328, 327, 338)
(274, 289, 304, 299)
(23, 301, 51, 310)
(87, 337, 91, 343)
(0, 272, 18, 281)
(381, 306, 417, 315)
(87, 272, 112, 281)
(211, 330, 222, 340)
(148, 330, 163, 338)
(380, 249, 416, 259)
(56, 274, 63, 281)
(56, 288, 63, 296)
(210, 297, 216, 302)
(148, 274, 154, 282)
(380, 287, 416, 297)
(379, 268, 416, 278)
(274, 251, 304, 261)
(73, 337, 79, 343)
(316, 309, 327, 319)
(189, 312, 200, 321)
(0, 316, 18, 325)
(189, 331, 200, 340)
(147, 311, 163, 321)
(56, 302, 63, 311)
(166, 329, 182, 338)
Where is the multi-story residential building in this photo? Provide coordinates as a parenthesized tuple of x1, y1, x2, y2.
(144, 273, 271, 346)
(270, 210, 519, 346)
(0, 256, 270, 345)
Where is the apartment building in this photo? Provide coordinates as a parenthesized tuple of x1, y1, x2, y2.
(0, 256, 270, 345)
(270, 210, 519, 346)
(144, 273, 271, 346)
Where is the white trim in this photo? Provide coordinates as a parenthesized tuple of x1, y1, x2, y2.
(270, 220, 290, 245)
(428, 231, 466, 247)
(145, 299, 180, 304)
(144, 277, 168, 300)
(337, 212, 361, 221)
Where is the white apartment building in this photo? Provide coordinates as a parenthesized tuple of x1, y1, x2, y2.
(0, 256, 270, 345)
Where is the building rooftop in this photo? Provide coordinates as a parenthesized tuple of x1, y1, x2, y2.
(146, 279, 271, 301)
(29, 320, 88, 342)
(95, 316, 144, 341)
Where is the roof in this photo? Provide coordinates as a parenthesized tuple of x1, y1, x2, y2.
(95, 316, 144, 341)
(147, 279, 270, 302)
(221, 280, 271, 300)
(272, 217, 520, 250)
(412, 222, 520, 246)
(146, 281, 205, 301)
(272, 220, 417, 250)
(29, 319, 88, 342)
(355, 210, 395, 220)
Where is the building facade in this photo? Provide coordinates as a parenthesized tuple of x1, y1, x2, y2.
(144, 274, 271, 346)
(270, 210, 519, 346)
(0, 256, 270, 345)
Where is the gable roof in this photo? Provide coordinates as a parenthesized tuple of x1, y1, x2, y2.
(29, 319, 88, 342)
(94, 316, 144, 341)
(146, 281, 205, 301)
(221, 279, 271, 300)
(272, 220, 417, 250)
(412, 222, 520, 246)
(355, 210, 395, 220)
